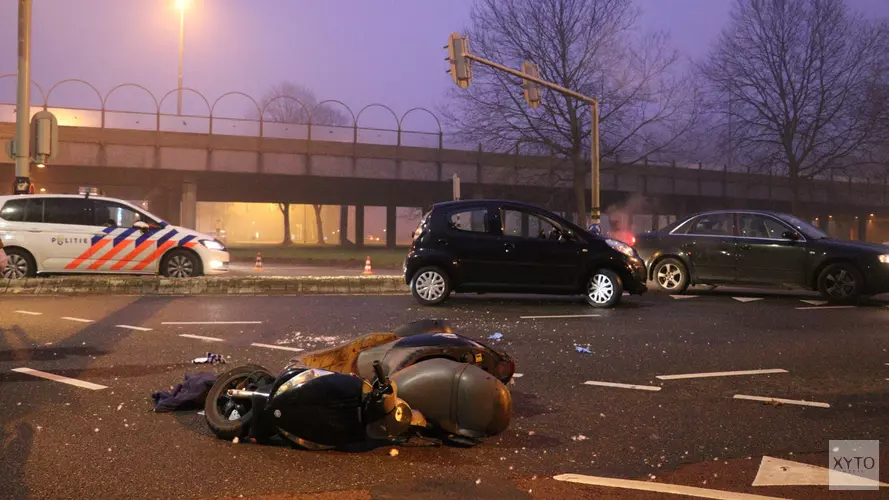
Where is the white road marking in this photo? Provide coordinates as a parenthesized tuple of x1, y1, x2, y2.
(752, 455, 889, 487)
(670, 295, 698, 300)
(800, 299, 827, 306)
(656, 369, 787, 381)
(584, 380, 661, 392)
(179, 334, 225, 342)
(732, 297, 763, 303)
(795, 305, 856, 310)
(733, 394, 830, 408)
(61, 317, 93, 323)
(116, 325, 152, 331)
(520, 314, 600, 319)
(512, 373, 524, 378)
(12, 367, 107, 390)
(554, 473, 789, 499)
(250, 343, 304, 352)
(14, 310, 42, 316)
(162, 321, 263, 325)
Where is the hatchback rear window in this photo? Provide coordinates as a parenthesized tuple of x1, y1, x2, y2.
(448, 208, 488, 233)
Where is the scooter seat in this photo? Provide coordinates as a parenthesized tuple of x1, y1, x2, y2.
(290, 332, 397, 375)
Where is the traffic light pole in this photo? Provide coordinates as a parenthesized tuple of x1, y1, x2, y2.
(14, 0, 32, 195)
(462, 53, 601, 224)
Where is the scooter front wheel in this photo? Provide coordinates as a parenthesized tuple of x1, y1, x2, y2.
(205, 364, 274, 440)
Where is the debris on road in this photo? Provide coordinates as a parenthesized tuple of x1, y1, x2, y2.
(389, 448, 399, 457)
(574, 345, 592, 354)
(488, 332, 503, 340)
(232, 437, 239, 444)
(192, 352, 226, 365)
(571, 435, 588, 441)
(151, 372, 217, 412)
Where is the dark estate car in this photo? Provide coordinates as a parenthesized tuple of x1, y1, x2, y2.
(635, 210, 889, 301)
(403, 200, 647, 308)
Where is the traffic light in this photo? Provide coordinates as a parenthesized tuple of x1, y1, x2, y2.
(446, 33, 472, 89)
(521, 61, 541, 109)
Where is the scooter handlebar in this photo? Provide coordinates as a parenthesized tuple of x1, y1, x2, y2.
(372, 360, 388, 385)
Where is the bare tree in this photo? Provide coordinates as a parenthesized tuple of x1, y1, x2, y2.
(442, 0, 700, 222)
(699, 0, 889, 213)
(260, 83, 350, 245)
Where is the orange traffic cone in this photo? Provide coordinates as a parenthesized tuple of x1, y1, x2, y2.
(254, 252, 263, 272)
(362, 256, 373, 275)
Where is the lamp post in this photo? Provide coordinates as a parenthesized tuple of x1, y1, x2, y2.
(175, 0, 191, 116)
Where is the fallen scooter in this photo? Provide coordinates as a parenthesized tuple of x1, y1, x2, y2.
(203, 320, 514, 449)
(205, 358, 511, 449)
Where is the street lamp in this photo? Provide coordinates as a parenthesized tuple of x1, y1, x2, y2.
(175, 0, 191, 116)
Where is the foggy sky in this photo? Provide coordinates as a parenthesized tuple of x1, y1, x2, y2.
(1, 0, 887, 130)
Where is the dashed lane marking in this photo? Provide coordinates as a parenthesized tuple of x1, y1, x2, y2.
(733, 394, 830, 408)
(116, 325, 153, 331)
(656, 369, 787, 381)
(800, 299, 827, 306)
(584, 380, 661, 391)
(61, 317, 94, 323)
(795, 305, 856, 310)
(162, 321, 263, 325)
(250, 343, 304, 352)
(553, 474, 789, 499)
(732, 297, 764, 303)
(14, 310, 42, 316)
(670, 295, 698, 300)
(179, 334, 225, 342)
(12, 368, 107, 390)
(520, 314, 600, 319)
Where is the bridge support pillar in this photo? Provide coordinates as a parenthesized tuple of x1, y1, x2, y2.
(339, 205, 349, 246)
(386, 206, 397, 249)
(180, 182, 197, 230)
(355, 205, 365, 248)
(147, 187, 181, 227)
(857, 215, 868, 242)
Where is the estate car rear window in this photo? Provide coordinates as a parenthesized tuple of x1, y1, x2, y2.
(43, 198, 92, 226)
(448, 208, 489, 233)
(0, 199, 26, 222)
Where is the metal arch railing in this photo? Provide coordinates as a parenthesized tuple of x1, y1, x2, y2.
(356, 103, 401, 145)
(0, 77, 444, 148)
(210, 91, 261, 135)
(0, 73, 47, 109)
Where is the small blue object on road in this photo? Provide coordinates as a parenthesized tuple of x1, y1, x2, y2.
(575, 346, 592, 354)
(488, 332, 503, 340)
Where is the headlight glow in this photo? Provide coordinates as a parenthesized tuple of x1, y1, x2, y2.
(200, 239, 226, 251)
(606, 238, 636, 258)
(879, 254, 889, 263)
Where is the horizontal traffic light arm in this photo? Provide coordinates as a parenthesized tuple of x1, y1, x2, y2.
(462, 53, 598, 106)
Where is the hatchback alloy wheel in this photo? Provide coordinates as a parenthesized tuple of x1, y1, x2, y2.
(2, 253, 29, 279)
(415, 271, 446, 302)
(585, 269, 622, 308)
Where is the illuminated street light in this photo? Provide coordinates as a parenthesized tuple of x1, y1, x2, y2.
(174, 0, 192, 116)
(36, 163, 44, 168)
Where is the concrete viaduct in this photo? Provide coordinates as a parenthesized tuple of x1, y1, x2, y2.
(2, 122, 887, 246)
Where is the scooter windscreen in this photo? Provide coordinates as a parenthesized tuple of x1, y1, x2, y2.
(391, 358, 511, 438)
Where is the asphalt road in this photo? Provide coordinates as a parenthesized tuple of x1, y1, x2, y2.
(1, 289, 888, 499)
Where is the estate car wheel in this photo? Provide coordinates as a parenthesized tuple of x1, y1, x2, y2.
(817, 263, 863, 303)
(410, 267, 451, 306)
(161, 249, 201, 278)
(653, 258, 690, 294)
(585, 269, 623, 308)
(1, 248, 36, 279)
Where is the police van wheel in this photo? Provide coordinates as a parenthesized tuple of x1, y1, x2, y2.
(161, 249, 202, 278)
(2, 248, 37, 279)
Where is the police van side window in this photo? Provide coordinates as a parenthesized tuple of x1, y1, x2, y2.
(93, 200, 153, 228)
(43, 199, 92, 226)
(0, 200, 26, 222)
(23, 199, 44, 223)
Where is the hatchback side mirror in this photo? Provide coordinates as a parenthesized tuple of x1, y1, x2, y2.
(782, 230, 800, 241)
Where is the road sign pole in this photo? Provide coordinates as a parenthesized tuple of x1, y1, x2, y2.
(590, 101, 600, 225)
(13, 0, 32, 194)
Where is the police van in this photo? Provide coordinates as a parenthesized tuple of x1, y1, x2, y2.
(0, 193, 229, 279)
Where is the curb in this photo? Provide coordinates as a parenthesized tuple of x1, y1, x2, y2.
(0, 275, 409, 296)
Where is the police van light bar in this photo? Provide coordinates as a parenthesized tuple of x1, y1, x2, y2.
(78, 187, 101, 196)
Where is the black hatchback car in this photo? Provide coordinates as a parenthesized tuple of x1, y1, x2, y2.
(403, 200, 647, 307)
(635, 210, 889, 301)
